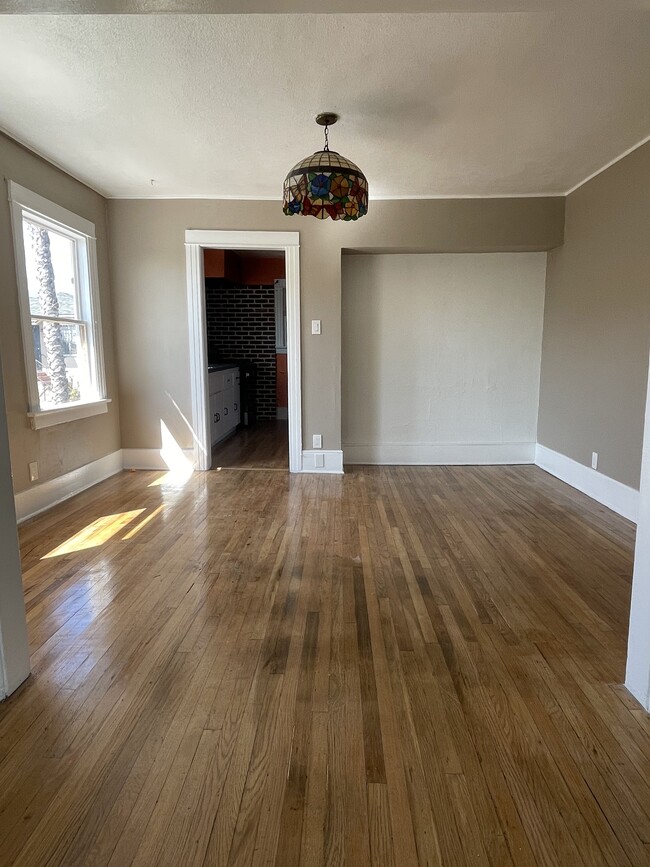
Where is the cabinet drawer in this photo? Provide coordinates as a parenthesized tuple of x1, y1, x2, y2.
(209, 371, 225, 394)
(210, 368, 238, 393)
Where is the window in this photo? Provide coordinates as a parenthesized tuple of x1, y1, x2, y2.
(8, 182, 108, 429)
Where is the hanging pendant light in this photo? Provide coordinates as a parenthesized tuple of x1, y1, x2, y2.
(283, 113, 368, 221)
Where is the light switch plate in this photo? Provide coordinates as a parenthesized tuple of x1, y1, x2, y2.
(591, 451, 598, 470)
(311, 320, 321, 335)
(313, 434, 322, 448)
(29, 461, 38, 482)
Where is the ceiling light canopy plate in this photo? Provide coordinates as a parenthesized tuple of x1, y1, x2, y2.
(283, 114, 368, 221)
(315, 112, 339, 127)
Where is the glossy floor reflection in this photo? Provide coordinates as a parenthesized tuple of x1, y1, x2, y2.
(211, 419, 289, 470)
(3, 464, 648, 866)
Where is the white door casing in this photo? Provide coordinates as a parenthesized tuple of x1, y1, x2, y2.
(185, 230, 302, 472)
(625, 352, 650, 711)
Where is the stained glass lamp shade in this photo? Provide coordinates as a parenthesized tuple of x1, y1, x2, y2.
(283, 114, 368, 221)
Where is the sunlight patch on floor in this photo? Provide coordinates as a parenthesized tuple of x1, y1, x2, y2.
(41, 510, 145, 559)
(122, 504, 165, 540)
(147, 469, 194, 488)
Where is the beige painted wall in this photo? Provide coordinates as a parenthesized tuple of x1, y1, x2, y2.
(0, 349, 30, 697)
(0, 133, 121, 494)
(108, 197, 563, 453)
(538, 142, 650, 490)
(342, 253, 546, 460)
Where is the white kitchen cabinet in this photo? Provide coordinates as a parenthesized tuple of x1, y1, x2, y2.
(223, 386, 234, 428)
(210, 390, 224, 445)
(274, 279, 287, 351)
(233, 371, 241, 427)
(209, 366, 239, 446)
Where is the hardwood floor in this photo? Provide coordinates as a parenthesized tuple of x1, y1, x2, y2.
(2, 464, 649, 866)
(212, 421, 288, 470)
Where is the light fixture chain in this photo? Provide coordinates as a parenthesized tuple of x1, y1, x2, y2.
(324, 124, 329, 152)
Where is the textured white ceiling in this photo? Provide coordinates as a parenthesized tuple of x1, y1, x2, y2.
(0, 13, 648, 198)
(1, 1, 648, 11)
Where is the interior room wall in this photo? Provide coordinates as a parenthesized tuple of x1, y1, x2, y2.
(341, 252, 547, 464)
(0, 133, 121, 494)
(108, 196, 563, 455)
(0, 350, 30, 698)
(538, 142, 650, 490)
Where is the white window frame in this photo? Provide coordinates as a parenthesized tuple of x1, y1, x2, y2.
(8, 181, 109, 430)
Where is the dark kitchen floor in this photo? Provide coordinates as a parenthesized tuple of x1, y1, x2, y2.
(211, 419, 288, 469)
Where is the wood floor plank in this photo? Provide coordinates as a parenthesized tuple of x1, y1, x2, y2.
(0, 455, 648, 866)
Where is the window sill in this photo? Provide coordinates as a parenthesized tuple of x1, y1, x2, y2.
(28, 399, 111, 430)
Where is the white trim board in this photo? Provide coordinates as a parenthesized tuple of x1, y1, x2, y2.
(28, 399, 110, 430)
(535, 444, 639, 523)
(565, 133, 650, 196)
(12, 440, 641, 526)
(109, 192, 565, 201)
(8, 180, 96, 237)
(625, 352, 650, 711)
(14, 450, 123, 524)
(301, 449, 344, 474)
(108, 134, 650, 202)
(13, 445, 342, 524)
(1, 124, 108, 198)
(344, 442, 536, 466)
(122, 448, 194, 470)
(8, 181, 109, 427)
(14, 448, 197, 524)
(185, 230, 298, 248)
(185, 229, 302, 474)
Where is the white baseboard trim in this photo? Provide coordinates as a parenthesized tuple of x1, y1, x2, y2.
(14, 450, 123, 524)
(625, 679, 650, 713)
(343, 441, 536, 466)
(535, 444, 639, 523)
(14, 446, 198, 522)
(13, 442, 640, 525)
(122, 448, 194, 471)
(301, 449, 344, 474)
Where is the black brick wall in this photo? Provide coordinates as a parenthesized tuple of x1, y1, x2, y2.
(205, 279, 277, 420)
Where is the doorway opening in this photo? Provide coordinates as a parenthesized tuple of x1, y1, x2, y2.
(185, 230, 301, 473)
(205, 248, 288, 469)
